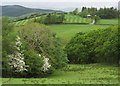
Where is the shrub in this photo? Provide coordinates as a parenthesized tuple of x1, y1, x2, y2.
(18, 23, 67, 77)
(66, 26, 118, 64)
(23, 49, 44, 77)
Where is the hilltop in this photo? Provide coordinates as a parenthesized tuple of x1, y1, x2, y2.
(1, 5, 64, 17)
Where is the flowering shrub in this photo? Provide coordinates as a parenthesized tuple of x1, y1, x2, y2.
(10, 23, 68, 77)
(8, 36, 29, 72)
(42, 55, 51, 72)
(19, 23, 67, 69)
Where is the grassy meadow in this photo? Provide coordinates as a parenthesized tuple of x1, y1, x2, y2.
(2, 64, 118, 84)
(48, 24, 111, 46)
(96, 19, 118, 25)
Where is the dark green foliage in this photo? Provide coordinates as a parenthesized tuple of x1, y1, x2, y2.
(79, 7, 118, 19)
(66, 26, 118, 64)
(2, 17, 16, 77)
(80, 7, 97, 18)
(97, 7, 118, 19)
(34, 13, 65, 24)
(23, 49, 44, 77)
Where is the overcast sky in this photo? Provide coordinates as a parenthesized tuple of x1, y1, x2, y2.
(1, 0, 119, 11)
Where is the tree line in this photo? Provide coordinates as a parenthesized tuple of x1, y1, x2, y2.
(73, 7, 118, 19)
(34, 13, 65, 24)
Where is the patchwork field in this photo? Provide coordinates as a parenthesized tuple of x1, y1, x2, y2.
(13, 14, 93, 26)
(2, 64, 118, 84)
(64, 14, 92, 23)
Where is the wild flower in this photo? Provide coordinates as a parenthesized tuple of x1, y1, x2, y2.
(8, 36, 29, 72)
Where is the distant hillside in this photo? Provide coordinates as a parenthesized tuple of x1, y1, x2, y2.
(1, 5, 64, 17)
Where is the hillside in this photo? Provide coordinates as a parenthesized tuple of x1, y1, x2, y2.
(1, 5, 63, 17)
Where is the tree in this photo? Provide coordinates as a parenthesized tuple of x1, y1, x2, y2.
(97, 7, 118, 19)
(2, 17, 16, 77)
(81, 7, 87, 12)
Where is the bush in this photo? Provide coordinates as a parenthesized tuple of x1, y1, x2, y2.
(34, 13, 65, 24)
(18, 23, 67, 77)
(66, 26, 118, 64)
(23, 49, 44, 77)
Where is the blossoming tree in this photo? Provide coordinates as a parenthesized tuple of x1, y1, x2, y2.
(8, 36, 29, 72)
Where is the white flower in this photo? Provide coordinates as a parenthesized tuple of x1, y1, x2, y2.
(8, 36, 29, 72)
(38, 54, 41, 57)
(42, 56, 51, 72)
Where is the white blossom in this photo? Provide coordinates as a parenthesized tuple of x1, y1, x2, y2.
(8, 36, 29, 72)
(42, 56, 51, 72)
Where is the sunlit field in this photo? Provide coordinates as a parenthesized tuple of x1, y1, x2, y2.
(2, 64, 118, 84)
(48, 24, 110, 46)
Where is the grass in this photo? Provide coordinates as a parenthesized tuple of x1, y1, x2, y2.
(2, 64, 119, 84)
(13, 14, 92, 26)
(64, 14, 92, 23)
(96, 19, 118, 25)
(48, 24, 110, 46)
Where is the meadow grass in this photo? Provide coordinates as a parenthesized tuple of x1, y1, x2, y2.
(48, 24, 110, 46)
(97, 19, 118, 25)
(2, 64, 118, 84)
(64, 14, 92, 23)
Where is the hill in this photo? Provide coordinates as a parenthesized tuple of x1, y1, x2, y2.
(1, 5, 63, 17)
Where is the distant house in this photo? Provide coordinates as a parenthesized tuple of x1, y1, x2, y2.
(87, 14, 91, 18)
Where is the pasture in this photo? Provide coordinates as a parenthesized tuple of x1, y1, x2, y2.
(48, 24, 110, 46)
(13, 14, 92, 26)
(2, 64, 118, 84)
(64, 14, 92, 23)
(96, 19, 118, 25)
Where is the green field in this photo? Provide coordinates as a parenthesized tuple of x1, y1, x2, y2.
(2, 64, 118, 84)
(64, 14, 92, 23)
(48, 24, 110, 46)
(96, 19, 118, 25)
(13, 14, 93, 26)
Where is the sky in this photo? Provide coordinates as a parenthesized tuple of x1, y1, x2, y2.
(1, 0, 119, 12)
